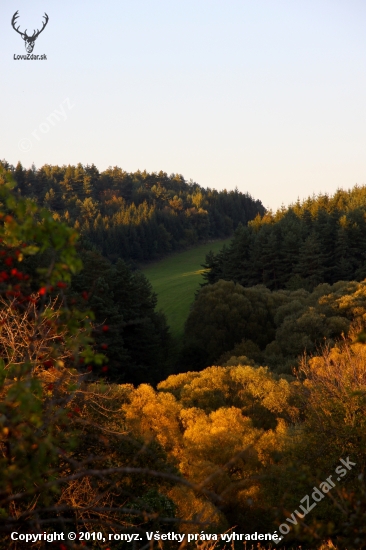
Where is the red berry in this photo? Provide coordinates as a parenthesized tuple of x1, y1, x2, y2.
(57, 281, 67, 289)
(102, 325, 109, 332)
(87, 365, 93, 372)
(38, 287, 47, 295)
(101, 343, 108, 350)
(101, 366, 108, 373)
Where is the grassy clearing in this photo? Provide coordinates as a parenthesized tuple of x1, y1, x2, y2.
(142, 239, 232, 339)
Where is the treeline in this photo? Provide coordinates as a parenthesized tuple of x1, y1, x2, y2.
(1, 160, 264, 262)
(203, 185, 366, 291)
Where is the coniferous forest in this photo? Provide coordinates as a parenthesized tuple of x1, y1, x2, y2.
(203, 186, 366, 290)
(7, 160, 265, 262)
(1, 162, 366, 549)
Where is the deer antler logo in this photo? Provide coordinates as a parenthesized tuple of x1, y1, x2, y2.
(11, 11, 49, 54)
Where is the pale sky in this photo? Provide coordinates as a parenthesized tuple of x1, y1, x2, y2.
(1, 0, 366, 210)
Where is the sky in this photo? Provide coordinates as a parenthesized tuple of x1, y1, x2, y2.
(1, 0, 366, 210)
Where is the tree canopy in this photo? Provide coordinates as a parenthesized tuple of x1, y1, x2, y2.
(203, 185, 366, 291)
(4, 160, 265, 263)
(182, 278, 366, 373)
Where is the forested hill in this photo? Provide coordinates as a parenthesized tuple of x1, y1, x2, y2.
(2, 161, 265, 262)
(203, 185, 366, 291)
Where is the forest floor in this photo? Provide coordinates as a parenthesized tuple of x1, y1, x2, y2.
(142, 238, 232, 339)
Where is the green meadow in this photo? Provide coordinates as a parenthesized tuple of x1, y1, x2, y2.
(142, 239, 231, 338)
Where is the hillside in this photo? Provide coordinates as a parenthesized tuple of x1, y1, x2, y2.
(1, 168, 366, 548)
(142, 239, 232, 338)
(3, 160, 265, 263)
(204, 184, 366, 291)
